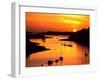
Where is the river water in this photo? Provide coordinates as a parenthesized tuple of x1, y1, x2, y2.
(26, 35, 89, 67)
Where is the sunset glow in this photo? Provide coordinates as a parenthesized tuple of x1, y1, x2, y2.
(26, 12, 90, 67)
(26, 12, 90, 32)
(73, 29, 77, 32)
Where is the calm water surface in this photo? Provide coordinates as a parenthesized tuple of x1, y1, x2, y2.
(26, 35, 89, 67)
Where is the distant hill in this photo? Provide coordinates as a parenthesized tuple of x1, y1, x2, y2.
(26, 32, 52, 39)
(68, 28, 89, 46)
(41, 31, 74, 35)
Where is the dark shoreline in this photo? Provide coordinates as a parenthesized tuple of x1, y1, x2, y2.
(59, 28, 89, 47)
(26, 28, 89, 57)
(26, 41, 50, 57)
(26, 33, 51, 57)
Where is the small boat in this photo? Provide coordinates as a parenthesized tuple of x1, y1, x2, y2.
(41, 64, 44, 66)
(63, 44, 72, 47)
(85, 53, 88, 57)
(59, 56, 63, 61)
(47, 60, 53, 65)
(67, 44, 72, 47)
(55, 59, 59, 63)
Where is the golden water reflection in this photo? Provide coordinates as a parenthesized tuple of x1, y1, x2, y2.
(26, 35, 89, 67)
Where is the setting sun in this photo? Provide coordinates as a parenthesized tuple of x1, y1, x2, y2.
(73, 29, 77, 32)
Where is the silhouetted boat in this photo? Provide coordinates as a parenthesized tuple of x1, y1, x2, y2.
(61, 44, 72, 47)
(59, 56, 63, 61)
(85, 53, 88, 57)
(63, 44, 72, 47)
(41, 64, 44, 66)
(67, 44, 72, 47)
(47, 60, 53, 65)
(55, 59, 59, 63)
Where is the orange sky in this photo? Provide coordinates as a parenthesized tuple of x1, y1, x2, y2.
(26, 12, 90, 32)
